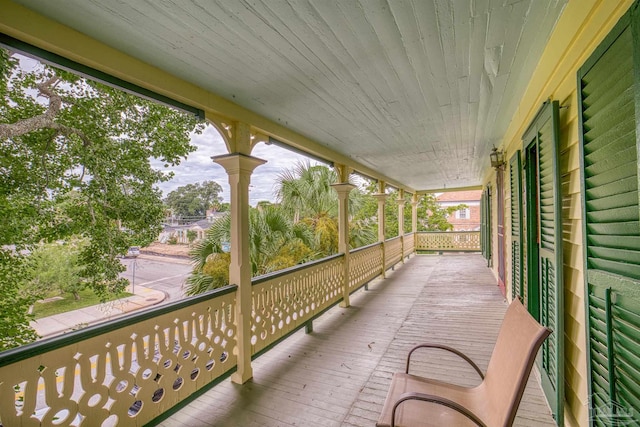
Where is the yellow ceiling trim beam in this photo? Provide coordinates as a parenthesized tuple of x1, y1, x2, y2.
(417, 185, 482, 195)
(0, 0, 412, 193)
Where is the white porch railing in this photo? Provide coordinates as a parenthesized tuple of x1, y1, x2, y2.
(348, 242, 384, 293)
(0, 287, 237, 427)
(251, 254, 345, 356)
(0, 236, 413, 426)
(403, 232, 415, 258)
(415, 231, 481, 252)
(384, 236, 403, 269)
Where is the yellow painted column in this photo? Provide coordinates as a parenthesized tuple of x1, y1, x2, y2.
(374, 193, 387, 241)
(411, 194, 419, 254)
(212, 153, 265, 385)
(411, 193, 419, 234)
(374, 182, 387, 278)
(332, 183, 355, 307)
(397, 190, 406, 263)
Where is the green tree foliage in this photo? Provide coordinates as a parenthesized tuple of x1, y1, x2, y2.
(0, 250, 38, 350)
(417, 193, 467, 231)
(0, 50, 202, 349)
(188, 252, 231, 295)
(186, 229, 198, 244)
(29, 242, 85, 301)
(164, 181, 223, 217)
(381, 189, 408, 239)
(350, 181, 404, 240)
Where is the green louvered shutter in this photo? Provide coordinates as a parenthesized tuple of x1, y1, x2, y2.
(539, 113, 558, 394)
(523, 100, 564, 424)
(579, 10, 640, 424)
(510, 151, 523, 301)
(481, 191, 486, 259)
(481, 187, 492, 264)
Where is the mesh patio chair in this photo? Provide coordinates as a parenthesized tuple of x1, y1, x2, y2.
(377, 299, 551, 427)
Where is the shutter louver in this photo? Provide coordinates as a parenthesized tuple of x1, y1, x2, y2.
(579, 20, 640, 424)
(538, 115, 559, 395)
(510, 151, 523, 300)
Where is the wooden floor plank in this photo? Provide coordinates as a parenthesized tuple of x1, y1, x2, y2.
(159, 254, 555, 426)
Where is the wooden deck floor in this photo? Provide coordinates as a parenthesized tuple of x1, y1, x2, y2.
(159, 254, 555, 427)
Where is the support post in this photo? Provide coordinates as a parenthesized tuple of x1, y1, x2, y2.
(332, 182, 355, 307)
(397, 189, 406, 263)
(411, 193, 419, 234)
(374, 181, 387, 278)
(411, 193, 419, 255)
(212, 153, 266, 385)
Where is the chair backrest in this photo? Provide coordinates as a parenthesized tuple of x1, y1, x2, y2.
(481, 299, 552, 426)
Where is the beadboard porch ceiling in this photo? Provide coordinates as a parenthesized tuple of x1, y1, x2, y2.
(12, 0, 566, 192)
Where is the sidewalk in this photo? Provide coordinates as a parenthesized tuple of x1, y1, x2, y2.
(30, 284, 167, 339)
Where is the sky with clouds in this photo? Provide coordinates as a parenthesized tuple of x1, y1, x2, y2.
(154, 125, 321, 205)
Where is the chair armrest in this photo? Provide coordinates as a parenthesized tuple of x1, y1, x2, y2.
(391, 391, 487, 427)
(406, 344, 484, 379)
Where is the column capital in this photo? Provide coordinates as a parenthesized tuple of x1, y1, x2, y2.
(331, 182, 356, 197)
(206, 117, 258, 155)
(373, 193, 388, 202)
(333, 163, 353, 183)
(212, 152, 266, 175)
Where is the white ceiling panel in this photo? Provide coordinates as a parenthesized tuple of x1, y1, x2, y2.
(11, 0, 567, 191)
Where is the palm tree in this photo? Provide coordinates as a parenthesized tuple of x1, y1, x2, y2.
(184, 206, 316, 295)
(184, 213, 230, 295)
(276, 161, 376, 252)
(275, 161, 338, 223)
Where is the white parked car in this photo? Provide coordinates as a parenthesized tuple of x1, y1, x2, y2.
(126, 246, 140, 257)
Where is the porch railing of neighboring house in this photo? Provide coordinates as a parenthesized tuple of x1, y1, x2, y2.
(415, 231, 481, 252)
(0, 235, 415, 427)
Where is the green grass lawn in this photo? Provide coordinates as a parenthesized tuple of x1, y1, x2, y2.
(32, 289, 133, 319)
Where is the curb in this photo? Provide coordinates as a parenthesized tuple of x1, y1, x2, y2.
(140, 250, 190, 260)
(31, 286, 167, 340)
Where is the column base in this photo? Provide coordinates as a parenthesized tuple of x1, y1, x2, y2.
(231, 369, 253, 385)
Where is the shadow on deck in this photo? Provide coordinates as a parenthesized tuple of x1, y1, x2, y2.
(159, 254, 555, 427)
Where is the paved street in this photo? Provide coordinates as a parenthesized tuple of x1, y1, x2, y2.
(31, 255, 193, 339)
(119, 254, 192, 302)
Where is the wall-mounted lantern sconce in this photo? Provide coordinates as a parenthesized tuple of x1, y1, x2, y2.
(490, 146, 505, 169)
